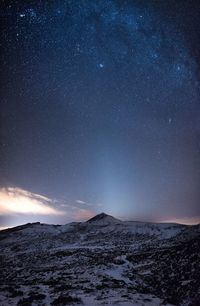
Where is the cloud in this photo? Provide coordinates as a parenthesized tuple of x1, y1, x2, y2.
(0, 187, 97, 229)
(75, 199, 102, 207)
(76, 200, 87, 205)
(76, 199, 92, 206)
(0, 187, 64, 216)
(60, 203, 70, 208)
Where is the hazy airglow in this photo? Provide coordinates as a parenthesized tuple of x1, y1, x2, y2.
(71, 208, 95, 221)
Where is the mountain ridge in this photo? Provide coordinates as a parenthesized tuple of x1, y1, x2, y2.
(0, 212, 199, 305)
(0, 212, 198, 245)
(1, 212, 199, 234)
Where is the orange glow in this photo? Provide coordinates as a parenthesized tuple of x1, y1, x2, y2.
(0, 187, 64, 215)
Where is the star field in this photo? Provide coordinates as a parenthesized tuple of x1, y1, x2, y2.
(0, 0, 200, 226)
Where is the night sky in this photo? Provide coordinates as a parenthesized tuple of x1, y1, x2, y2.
(0, 1, 200, 228)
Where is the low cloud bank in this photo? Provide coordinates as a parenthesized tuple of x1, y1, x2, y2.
(0, 187, 96, 229)
(0, 187, 64, 216)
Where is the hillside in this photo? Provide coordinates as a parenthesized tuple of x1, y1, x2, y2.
(0, 213, 199, 305)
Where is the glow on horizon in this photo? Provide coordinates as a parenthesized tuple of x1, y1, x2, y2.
(114, 214, 200, 225)
(0, 187, 199, 228)
(0, 187, 64, 215)
(0, 187, 97, 229)
(160, 217, 200, 225)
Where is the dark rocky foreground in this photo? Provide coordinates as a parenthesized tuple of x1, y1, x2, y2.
(0, 213, 199, 305)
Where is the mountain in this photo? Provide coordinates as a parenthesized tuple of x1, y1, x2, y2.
(86, 212, 122, 225)
(0, 213, 199, 306)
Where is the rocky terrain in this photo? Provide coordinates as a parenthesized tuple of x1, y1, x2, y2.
(0, 213, 199, 305)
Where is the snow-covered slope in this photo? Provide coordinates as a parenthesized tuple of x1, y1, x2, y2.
(86, 212, 122, 225)
(0, 212, 192, 253)
(0, 213, 199, 306)
(0, 212, 187, 250)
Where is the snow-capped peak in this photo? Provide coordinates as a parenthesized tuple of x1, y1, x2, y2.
(86, 212, 121, 225)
